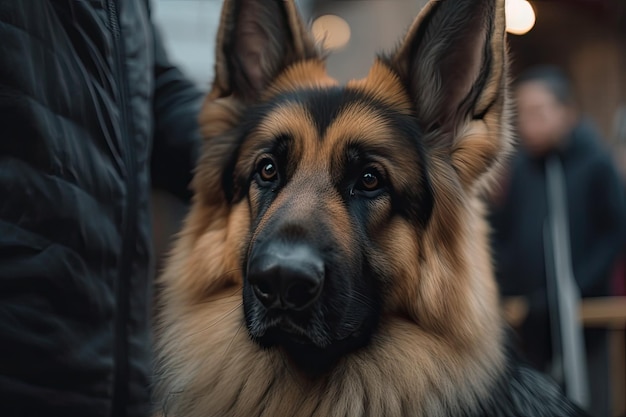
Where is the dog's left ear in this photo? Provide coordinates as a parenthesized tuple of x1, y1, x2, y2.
(389, 0, 509, 188)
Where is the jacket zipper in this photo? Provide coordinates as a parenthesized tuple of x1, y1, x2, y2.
(107, 1, 139, 416)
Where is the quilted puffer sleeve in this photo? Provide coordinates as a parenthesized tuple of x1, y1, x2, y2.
(150, 24, 204, 202)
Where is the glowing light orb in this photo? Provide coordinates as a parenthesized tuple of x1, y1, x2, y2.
(312, 14, 351, 51)
(506, 0, 536, 35)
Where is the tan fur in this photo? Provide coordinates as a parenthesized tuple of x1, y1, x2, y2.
(267, 60, 338, 98)
(154, 0, 511, 416)
(347, 61, 414, 115)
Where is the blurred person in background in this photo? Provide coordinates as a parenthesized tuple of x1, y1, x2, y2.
(490, 66, 626, 417)
(0, 1, 203, 416)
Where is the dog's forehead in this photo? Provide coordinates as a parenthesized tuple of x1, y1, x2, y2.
(250, 60, 418, 149)
(269, 59, 414, 118)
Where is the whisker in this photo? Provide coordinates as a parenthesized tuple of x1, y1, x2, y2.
(198, 269, 245, 303)
(346, 289, 376, 311)
(224, 320, 244, 357)
(187, 302, 243, 337)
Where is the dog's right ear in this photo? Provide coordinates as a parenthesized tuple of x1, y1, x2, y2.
(210, 0, 319, 102)
(196, 0, 318, 205)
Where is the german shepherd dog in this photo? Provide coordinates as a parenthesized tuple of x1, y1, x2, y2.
(154, 0, 589, 415)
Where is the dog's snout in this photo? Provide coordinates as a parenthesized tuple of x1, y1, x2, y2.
(248, 243, 324, 311)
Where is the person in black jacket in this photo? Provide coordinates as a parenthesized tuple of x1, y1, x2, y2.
(0, 1, 204, 416)
(490, 66, 626, 417)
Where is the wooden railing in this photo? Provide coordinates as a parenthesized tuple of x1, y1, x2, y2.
(502, 296, 626, 417)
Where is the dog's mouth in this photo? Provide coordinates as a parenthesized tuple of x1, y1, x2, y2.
(252, 315, 365, 375)
(242, 239, 381, 373)
(245, 298, 378, 375)
(257, 315, 320, 347)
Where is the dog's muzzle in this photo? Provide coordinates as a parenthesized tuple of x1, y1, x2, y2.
(247, 242, 324, 312)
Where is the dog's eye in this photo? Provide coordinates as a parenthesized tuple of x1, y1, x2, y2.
(355, 167, 385, 194)
(360, 172, 379, 190)
(257, 157, 278, 183)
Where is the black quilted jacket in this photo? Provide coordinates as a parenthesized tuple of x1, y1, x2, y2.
(0, 1, 203, 416)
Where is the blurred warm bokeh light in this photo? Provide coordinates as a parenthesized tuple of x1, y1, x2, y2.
(312, 14, 351, 51)
(506, 0, 536, 35)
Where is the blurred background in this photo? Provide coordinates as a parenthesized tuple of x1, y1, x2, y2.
(150, 1, 626, 416)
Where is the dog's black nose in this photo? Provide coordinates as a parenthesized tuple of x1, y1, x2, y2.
(247, 243, 324, 311)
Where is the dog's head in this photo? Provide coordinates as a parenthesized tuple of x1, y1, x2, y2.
(161, 0, 509, 379)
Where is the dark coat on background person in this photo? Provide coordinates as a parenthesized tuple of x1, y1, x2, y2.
(0, 1, 203, 416)
(490, 119, 626, 371)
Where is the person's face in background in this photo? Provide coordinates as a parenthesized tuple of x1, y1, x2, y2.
(515, 81, 576, 157)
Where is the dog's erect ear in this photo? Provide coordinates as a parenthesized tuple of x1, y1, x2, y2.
(210, 0, 319, 102)
(388, 0, 509, 188)
(195, 0, 319, 205)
